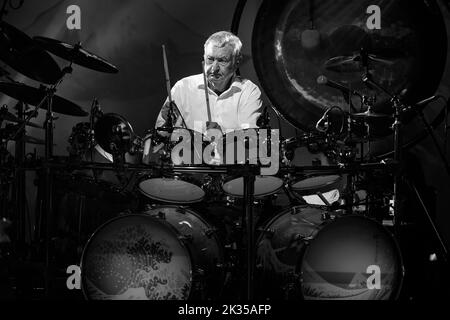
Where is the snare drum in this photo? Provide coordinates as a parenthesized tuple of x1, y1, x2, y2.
(138, 128, 207, 204)
(81, 206, 224, 300)
(256, 206, 404, 300)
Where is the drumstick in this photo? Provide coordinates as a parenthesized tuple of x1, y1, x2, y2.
(161, 45, 187, 129)
(162, 45, 173, 104)
(202, 60, 212, 123)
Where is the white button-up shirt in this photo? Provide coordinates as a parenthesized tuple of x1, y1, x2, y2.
(155, 74, 263, 134)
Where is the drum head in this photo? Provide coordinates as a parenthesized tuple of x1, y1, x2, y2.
(138, 177, 205, 204)
(300, 215, 403, 300)
(81, 214, 192, 300)
(291, 175, 342, 194)
(222, 176, 284, 198)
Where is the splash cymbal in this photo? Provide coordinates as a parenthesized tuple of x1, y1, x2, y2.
(33, 36, 119, 74)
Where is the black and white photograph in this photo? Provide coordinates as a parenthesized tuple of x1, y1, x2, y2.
(0, 0, 449, 308)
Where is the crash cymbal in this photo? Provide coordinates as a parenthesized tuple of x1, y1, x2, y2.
(0, 109, 43, 129)
(0, 82, 87, 116)
(324, 53, 395, 73)
(33, 36, 119, 74)
(0, 21, 62, 84)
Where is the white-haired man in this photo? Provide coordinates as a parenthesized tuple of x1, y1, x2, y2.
(155, 31, 263, 134)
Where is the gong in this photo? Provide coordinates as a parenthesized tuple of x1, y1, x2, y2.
(252, 0, 447, 135)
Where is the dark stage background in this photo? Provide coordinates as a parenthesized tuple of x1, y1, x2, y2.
(1, 0, 450, 300)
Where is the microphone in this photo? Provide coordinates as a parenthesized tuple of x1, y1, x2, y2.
(317, 75, 361, 97)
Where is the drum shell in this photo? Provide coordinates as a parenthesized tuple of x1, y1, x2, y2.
(80, 206, 224, 300)
(256, 206, 404, 300)
(144, 206, 225, 298)
(80, 214, 192, 300)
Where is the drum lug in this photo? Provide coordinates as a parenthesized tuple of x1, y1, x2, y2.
(156, 211, 166, 220)
(321, 212, 331, 221)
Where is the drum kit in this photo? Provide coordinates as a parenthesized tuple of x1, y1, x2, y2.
(0, 18, 447, 301)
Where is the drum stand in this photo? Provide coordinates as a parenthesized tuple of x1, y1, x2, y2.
(242, 169, 256, 300)
(7, 65, 74, 297)
(363, 73, 449, 263)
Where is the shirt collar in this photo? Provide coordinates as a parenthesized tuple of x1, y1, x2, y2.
(197, 73, 243, 95)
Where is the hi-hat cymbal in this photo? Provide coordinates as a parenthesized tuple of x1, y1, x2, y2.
(33, 36, 119, 74)
(352, 110, 392, 118)
(0, 21, 62, 84)
(0, 109, 43, 129)
(0, 82, 87, 116)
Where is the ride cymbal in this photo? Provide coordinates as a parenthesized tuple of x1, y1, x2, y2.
(0, 82, 88, 116)
(33, 36, 119, 74)
(0, 21, 62, 84)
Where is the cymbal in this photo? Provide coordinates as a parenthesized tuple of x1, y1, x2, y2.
(0, 21, 62, 84)
(352, 110, 392, 118)
(324, 53, 394, 73)
(0, 109, 43, 129)
(33, 36, 119, 74)
(0, 82, 88, 116)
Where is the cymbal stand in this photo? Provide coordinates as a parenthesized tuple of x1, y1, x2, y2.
(13, 102, 26, 245)
(363, 73, 449, 262)
(33, 65, 73, 297)
(233, 164, 257, 300)
(363, 72, 403, 227)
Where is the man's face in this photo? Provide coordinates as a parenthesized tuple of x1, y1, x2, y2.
(204, 42, 237, 91)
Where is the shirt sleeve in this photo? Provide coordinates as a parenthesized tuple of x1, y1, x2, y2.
(238, 82, 263, 129)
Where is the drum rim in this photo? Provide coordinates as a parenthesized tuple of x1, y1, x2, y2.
(222, 175, 285, 198)
(142, 204, 225, 254)
(256, 204, 325, 241)
(80, 213, 194, 300)
(298, 214, 405, 300)
(137, 176, 206, 204)
(290, 174, 343, 195)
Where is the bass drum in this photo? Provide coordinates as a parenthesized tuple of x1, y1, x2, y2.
(256, 206, 404, 300)
(81, 206, 224, 300)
